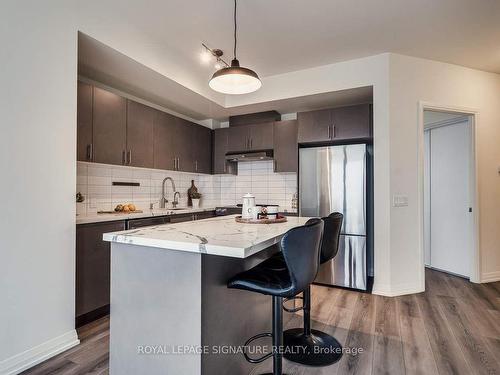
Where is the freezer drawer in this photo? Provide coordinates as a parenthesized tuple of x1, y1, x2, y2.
(315, 234, 367, 290)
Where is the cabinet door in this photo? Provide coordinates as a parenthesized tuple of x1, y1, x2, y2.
(273, 120, 298, 173)
(213, 128, 237, 175)
(192, 125, 212, 174)
(77, 81, 93, 162)
(126, 100, 155, 168)
(92, 87, 127, 165)
(227, 126, 250, 152)
(153, 111, 177, 171)
(76, 220, 126, 319)
(194, 211, 216, 220)
(173, 118, 196, 172)
(248, 122, 274, 150)
(331, 104, 371, 140)
(170, 214, 194, 223)
(297, 109, 332, 143)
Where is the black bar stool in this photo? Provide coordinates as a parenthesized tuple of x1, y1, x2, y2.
(283, 212, 344, 367)
(227, 218, 324, 375)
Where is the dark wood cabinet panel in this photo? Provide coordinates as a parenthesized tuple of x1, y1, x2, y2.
(227, 125, 250, 152)
(248, 122, 274, 150)
(77, 81, 93, 162)
(153, 111, 177, 171)
(126, 100, 154, 168)
(297, 108, 332, 143)
(172, 118, 196, 172)
(213, 128, 237, 175)
(297, 105, 372, 143)
(273, 120, 298, 173)
(331, 104, 371, 140)
(192, 125, 212, 174)
(76, 221, 125, 319)
(92, 87, 127, 165)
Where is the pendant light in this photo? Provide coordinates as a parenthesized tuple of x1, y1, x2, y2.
(209, 0, 261, 95)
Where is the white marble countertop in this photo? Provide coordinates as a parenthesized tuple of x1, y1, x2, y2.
(76, 206, 221, 225)
(103, 215, 311, 258)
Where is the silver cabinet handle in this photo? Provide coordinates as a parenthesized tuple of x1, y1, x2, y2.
(122, 150, 126, 165)
(173, 158, 176, 170)
(177, 158, 180, 171)
(87, 144, 93, 161)
(328, 126, 331, 139)
(195, 160, 198, 172)
(250, 138, 253, 149)
(332, 124, 335, 139)
(127, 150, 132, 165)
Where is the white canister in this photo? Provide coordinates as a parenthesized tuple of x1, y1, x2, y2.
(241, 193, 256, 219)
(266, 205, 279, 219)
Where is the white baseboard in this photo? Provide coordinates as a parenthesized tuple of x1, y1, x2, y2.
(0, 330, 80, 375)
(372, 282, 424, 297)
(481, 271, 500, 283)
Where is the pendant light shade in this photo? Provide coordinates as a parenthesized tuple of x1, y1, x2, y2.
(209, 59, 261, 95)
(208, 0, 261, 95)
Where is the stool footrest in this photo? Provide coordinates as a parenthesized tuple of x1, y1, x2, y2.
(283, 296, 304, 313)
(243, 332, 273, 364)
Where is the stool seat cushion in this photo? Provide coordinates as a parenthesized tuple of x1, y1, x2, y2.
(228, 253, 295, 297)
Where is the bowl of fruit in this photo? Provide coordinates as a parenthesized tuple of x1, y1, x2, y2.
(114, 203, 139, 213)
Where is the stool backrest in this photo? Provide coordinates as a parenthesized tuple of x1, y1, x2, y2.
(320, 212, 344, 264)
(280, 218, 324, 295)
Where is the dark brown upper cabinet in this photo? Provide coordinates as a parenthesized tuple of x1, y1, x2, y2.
(273, 120, 298, 173)
(77, 81, 93, 162)
(227, 122, 274, 152)
(331, 104, 371, 139)
(92, 87, 127, 165)
(126, 100, 155, 168)
(297, 104, 371, 143)
(192, 125, 212, 174)
(172, 118, 196, 173)
(297, 108, 332, 143)
(247, 122, 274, 150)
(213, 128, 237, 175)
(227, 125, 249, 152)
(153, 111, 177, 171)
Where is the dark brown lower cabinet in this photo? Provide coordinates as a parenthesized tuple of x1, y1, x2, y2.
(76, 220, 125, 326)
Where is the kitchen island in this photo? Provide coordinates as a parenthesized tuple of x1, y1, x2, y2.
(103, 214, 310, 375)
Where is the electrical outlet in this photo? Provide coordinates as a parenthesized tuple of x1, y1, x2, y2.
(393, 195, 409, 207)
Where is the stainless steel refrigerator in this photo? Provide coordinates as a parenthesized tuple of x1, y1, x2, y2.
(299, 144, 371, 291)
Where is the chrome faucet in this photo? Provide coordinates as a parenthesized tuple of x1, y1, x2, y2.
(160, 177, 177, 208)
(173, 192, 181, 208)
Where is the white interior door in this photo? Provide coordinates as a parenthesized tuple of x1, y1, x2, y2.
(426, 120, 472, 277)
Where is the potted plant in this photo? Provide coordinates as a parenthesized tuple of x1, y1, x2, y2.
(190, 192, 202, 208)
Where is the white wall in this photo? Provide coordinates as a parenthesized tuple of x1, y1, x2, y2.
(389, 54, 500, 285)
(0, 1, 79, 374)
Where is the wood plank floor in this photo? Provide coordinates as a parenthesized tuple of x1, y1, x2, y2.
(22, 268, 500, 375)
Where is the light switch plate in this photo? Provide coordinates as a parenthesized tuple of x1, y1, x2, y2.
(393, 194, 409, 207)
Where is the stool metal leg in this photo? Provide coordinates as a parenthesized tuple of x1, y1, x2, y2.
(262, 296, 289, 375)
(283, 286, 343, 366)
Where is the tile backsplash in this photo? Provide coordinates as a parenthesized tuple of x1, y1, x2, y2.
(76, 160, 297, 215)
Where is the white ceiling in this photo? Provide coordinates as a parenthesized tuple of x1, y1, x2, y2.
(77, 0, 500, 119)
(78, 33, 372, 121)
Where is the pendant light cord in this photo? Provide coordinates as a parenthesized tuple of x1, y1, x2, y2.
(233, 0, 237, 59)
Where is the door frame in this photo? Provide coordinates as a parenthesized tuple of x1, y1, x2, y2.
(417, 101, 480, 284)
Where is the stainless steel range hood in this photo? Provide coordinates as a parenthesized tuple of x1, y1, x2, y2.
(225, 150, 274, 162)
